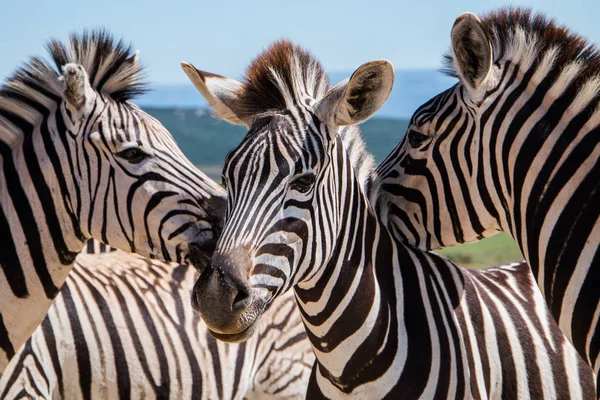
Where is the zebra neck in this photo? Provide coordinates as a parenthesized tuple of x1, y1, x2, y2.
(295, 176, 469, 395)
(479, 80, 600, 280)
(294, 183, 409, 393)
(0, 114, 85, 273)
(0, 111, 85, 372)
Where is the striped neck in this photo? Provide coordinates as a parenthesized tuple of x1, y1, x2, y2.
(292, 139, 477, 397)
(0, 103, 86, 371)
(475, 58, 600, 283)
(293, 165, 408, 396)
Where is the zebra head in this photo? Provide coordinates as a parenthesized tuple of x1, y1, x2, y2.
(182, 41, 393, 342)
(377, 11, 513, 250)
(0, 31, 226, 265)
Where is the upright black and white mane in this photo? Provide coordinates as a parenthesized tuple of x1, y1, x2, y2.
(443, 8, 600, 104)
(237, 40, 330, 116)
(0, 29, 147, 148)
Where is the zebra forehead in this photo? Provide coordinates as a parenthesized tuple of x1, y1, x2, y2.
(236, 40, 331, 117)
(226, 127, 305, 179)
(443, 8, 600, 84)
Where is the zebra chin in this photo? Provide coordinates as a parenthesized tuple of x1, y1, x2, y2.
(206, 317, 262, 343)
(190, 286, 268, 344)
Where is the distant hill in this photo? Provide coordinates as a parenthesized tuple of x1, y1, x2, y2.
(137, 69, 457, 119)
(143, 108, 409, 177)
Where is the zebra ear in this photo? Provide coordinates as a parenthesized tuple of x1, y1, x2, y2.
(181, 62, 247, 126)
(60, 63, 96, 119)
(315, 60, 394, 129)
(451, 12, 493, 91)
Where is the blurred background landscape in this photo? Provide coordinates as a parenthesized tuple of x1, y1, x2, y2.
(138, 69, 523, 269)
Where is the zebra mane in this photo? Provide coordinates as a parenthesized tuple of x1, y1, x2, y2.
(238, 40, 331, 118)
(239, 40, 380, 204)
(442, 8, 600, 102)
(338, 126, 381, 207)
(0, 29, 147, 147)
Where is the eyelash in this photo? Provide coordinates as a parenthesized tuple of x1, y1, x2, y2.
(289, 173, 315, 193)
(116, 147, 148, 164)
(407, 129, 429, 148)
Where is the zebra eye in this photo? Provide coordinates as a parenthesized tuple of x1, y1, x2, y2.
(408, 129, 429, 148)
(290, 173, 315, 194)
(116, 147, 148, 164)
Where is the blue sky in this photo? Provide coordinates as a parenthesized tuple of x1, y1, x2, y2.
(1, 0, 599, 85)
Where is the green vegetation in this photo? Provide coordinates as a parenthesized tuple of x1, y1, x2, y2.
(146, 108, 524, 269)
(435, 233, 523, 269)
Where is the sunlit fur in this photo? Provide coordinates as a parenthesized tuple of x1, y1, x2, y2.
(0, 30, 226, 371)
(0, 245, 313, 399)
(192, 42, 595, 398)
(376, 8, 600, 389)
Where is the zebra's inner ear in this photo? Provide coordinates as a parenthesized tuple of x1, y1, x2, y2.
(60, 63, 96, 120)
(181, 62, 247, 126)
(314, 60, 394, 129)
(451, 12, 493, 92)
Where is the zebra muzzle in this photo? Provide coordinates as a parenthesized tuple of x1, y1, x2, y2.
(190, 257, 263, 342)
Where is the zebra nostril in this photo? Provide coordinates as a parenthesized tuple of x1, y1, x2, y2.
(231, 287, 251, 311)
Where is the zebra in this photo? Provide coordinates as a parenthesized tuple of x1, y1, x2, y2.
(0, 243, 314, 399)
(0, 30, 226, 372)
(375, 8, 600, 389)
(182, 40, 596, 398)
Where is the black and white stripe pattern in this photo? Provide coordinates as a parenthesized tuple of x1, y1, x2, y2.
(184, 41, 596, 398)
(81, 238, 117, 254)
(0, 31, 226, 371)
(376, 8, 600, 389)
(0, 246, 313, 399)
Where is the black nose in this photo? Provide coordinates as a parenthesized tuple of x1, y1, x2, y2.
(191, 257, 254, 334)
(194, 263, 252, 312)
